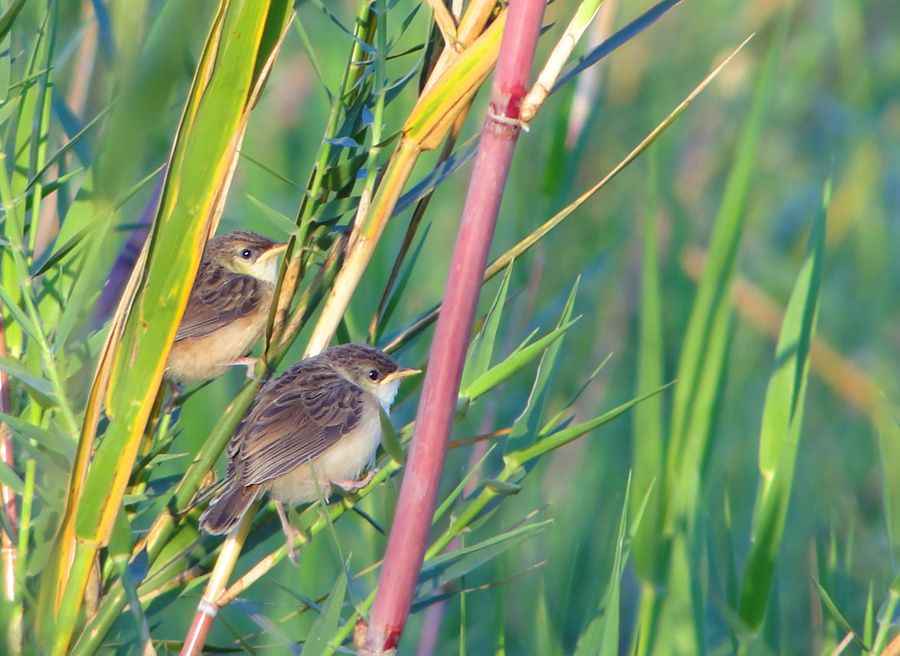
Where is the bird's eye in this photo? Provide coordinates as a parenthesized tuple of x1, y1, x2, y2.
(240, 248, 252, 259)
(368, 369, 379, 381)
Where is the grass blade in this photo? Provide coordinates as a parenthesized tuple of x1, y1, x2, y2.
(738, 184, 826, 630)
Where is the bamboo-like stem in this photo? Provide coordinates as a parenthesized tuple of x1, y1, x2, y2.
(520, 0, 604, 123)
(360, 1, 547, 652)
(179, 508, 257, 656)
(421, 0, 497, 95)
(424, 0, 458, 47)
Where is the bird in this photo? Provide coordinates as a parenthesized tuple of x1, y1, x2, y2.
(166, 231, 287, 383)
(199, 343, 420, 560)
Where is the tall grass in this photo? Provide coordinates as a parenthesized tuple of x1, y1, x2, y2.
(0, 0, 896, 654)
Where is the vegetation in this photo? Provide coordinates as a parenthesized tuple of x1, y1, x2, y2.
(0, 0, 896, 654)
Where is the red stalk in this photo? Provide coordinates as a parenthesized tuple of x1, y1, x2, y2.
(180, 606, 216, 656)
(361, 1, 547, 652)
(0, 321, 16, 603)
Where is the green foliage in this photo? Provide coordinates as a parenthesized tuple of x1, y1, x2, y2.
(0, 0, 896, 654)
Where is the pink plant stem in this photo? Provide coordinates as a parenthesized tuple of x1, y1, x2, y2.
(180, 606, 215, 656)
(0, 321, 17, 603)
(361, 1, 547, 652)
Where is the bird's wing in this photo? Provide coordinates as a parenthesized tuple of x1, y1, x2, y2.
(175, 262, 266, 340)
(230, 368, 367, 486)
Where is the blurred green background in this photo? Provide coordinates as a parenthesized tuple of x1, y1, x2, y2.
(5, 0, 900, 653)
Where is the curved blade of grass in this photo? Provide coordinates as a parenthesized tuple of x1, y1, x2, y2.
(506, 277, 579, 451)
(460, 316, 580, 402)
(738, 184, 826, 631)
(415, 520, 551, 600)
(460, 263, 513, 392)
(302, 572, 347, 656)
(574, 475, 641, 656)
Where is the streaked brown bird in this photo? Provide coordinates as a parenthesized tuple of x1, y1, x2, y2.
(166, 231, 287, 383)
(199, 343, 419, 559)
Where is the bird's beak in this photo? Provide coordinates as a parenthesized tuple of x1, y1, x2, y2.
(382, 367, 421, 383)
(259, 243, 288, 261)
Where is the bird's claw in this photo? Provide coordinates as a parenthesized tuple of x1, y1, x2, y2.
(286, 538, 299, 565)
(332, 468, 379, 494)
(225, 357, 260, 381)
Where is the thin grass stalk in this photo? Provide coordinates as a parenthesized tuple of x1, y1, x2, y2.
(0, 321, 15, 604)
(9, 460, 33, 656)
(25, 0, 58, 258)
(0, 157, 80, 437)
(360, 1, 548, 652)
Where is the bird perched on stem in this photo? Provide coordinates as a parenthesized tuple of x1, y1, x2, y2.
(199, 343, 419, 560)
(166, 231, 287, 383)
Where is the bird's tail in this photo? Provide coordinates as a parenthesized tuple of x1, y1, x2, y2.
(199, 481, 258, 535)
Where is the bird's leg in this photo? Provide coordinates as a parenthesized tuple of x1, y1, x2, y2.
(275, 501, 300, 565)
(331, 468, 379, 494)
(224, 357, 259, 381)
(163, 379, 185, 415)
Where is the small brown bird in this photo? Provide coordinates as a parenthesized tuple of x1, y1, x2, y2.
(199, 343, 419, 558)
(167, 231, 287, 383)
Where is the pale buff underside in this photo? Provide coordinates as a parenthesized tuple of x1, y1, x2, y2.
(265, 401, 383, 505)
(166, 309, 268, 382)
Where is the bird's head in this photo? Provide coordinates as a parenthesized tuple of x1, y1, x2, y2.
(324, 343, 420, 410)
(205, 231, 287, 283)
